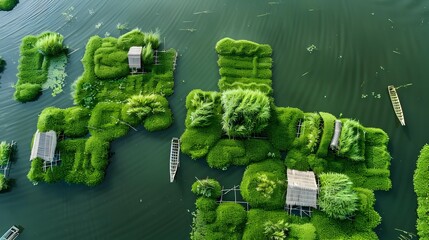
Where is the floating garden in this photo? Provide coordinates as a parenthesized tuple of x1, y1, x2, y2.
(182, 38, 392, 239)
(0, 141, 15, 192)
(414, 144, 429, 239)
(14, 32, 68, 102)
(27, 29, 177, 186)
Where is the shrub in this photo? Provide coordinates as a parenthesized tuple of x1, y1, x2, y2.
(215, 38, 272, 57)
(414, 144, 429, 240)
(27, 158, 44, 182)
(195, 197, 218, 211)
(207, 139, 245, 169)
(317, 112, 336, 157)
(0, 141, 12, 166)
(364, 127, 389, 146)
(180, 119, 222, 159)
(142, 42, 154, 65)
(293, 112, 321, 153)
(288, 223, 317, 240)
(216, 202, 247, 234)
(240, 160, 286, 209)
(284, 149, 309, 171)
(144, 29, 161, 49)
(35, 32, 65, 56)
(191, 178, 222, 199)
(186, 90, 220, 128)
(0, 0, 18, 11)
(94, 47, 129, 79)
(88, 102, 129, 141)
(63, 107, 90, 137)
(37, 107, 65, 132)
(14, 83, 42, 102)
(0, 173, 7, 191)
(123, 94, 166, 121)
(365, 146, 391, 169)
(117, 28, 145, 50)
(267, 107, 304, 151)
(263, 219, 290, 240)
(337, 119, 365, 161)
(318, 173, 359, 219)
(221, 88, 271, 137)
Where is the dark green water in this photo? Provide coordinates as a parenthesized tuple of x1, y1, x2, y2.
(0, 0, 428, 239)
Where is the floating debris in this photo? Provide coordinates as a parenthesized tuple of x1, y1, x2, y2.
(388, 18, 394, 23)
(193, 10, 212, 15)
(307, 44, 317, 53)
(395, 83, 413, 90)
(179, 28, 197, 32)
(393, 50, 401, 54)
(88, 9, 95, 15)
(309, 9, 315, 12)
(361, 94, 368, 99)
(268, 2, 280, 5)
(62, 6, 75, 21)
(95, 22, 103, 29)
(104, 32, 110, 37)
(257, 13, 271, 17)
(301, 72, 309, 77)
(371, 12, 375, 16)
(183, 20, 193, 23)
(380, 66, 385, 70)
(116, 23, 128, 30)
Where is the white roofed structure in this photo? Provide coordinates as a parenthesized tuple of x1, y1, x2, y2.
(286, 169, 318, 209)
(30, 130, 57, 162)
(128, 46, 143, 70)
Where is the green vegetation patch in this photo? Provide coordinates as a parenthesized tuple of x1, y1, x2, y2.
(316, 112, 336, 157)
(15, 32, 67, 102)
(0, 141, 12, 166)
(292, 112, 322, 154)
(191, 178, 222, 199)
(37, 106, 90, 138)
(240, 160, 286, 209)
(185, 89, 221, 128)
(337, 119, 366, 161)
(0, 0, 18, 11)
(414, 144, 429, 239)
(267, 107, 304, 151)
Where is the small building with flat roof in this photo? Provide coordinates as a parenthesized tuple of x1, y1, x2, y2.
(128, 46, 143, 70)
(30, 130, 57, 162)
(286, 169, 318, 213)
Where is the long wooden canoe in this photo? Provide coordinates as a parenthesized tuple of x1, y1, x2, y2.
(169, 138, 180, 183)
(0, 226, 19, 240)
(388, 85, 406, 126)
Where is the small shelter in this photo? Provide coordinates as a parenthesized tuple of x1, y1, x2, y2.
(285, 169, 319, 217)
(128, 46, 143, 71)
(30, 130, 57, 162)
(329, 120, 342, 151)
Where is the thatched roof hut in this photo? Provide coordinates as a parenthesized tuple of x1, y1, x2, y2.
(286, 169, 318, 208)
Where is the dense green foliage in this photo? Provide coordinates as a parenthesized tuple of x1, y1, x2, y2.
(0, 174, 7, 191)
(216, 38, 272, 57)
(0, 0, 18, 11)
(414, 144, 429, 239)
(186, 90, 220, 128)
(337, 119, 366, 161)
(0, 141, 12, 166)
(35, 32, 66, 56)
(240, 160, 286, 209)
(317, 112, 336, 157)
(221, 89, 271, 137)
(267, 107, 304, 151)
(318, 173, 359, 219)
(263, 219, 290, 240)
(122, 94, 170, 129)
(37, 106, 90, 137)
(191, 178, 222, 199)
(15, 32, 67, 102)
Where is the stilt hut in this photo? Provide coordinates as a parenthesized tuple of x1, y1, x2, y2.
(128, 46, 143, 72)
(30, 130, 57, 162)
(285, 169, 319, 217)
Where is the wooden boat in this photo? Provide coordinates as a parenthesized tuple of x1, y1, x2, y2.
(0, 226, 19, 240)
(388, 85, 406, 126)
(169, 138, 180, 183)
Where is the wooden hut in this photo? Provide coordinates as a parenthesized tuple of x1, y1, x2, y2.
(286, 169, 318, 216)
(128, 46, 143, 71)
(30, 130, 57, 162)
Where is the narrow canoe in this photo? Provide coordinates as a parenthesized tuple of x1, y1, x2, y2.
(388, 85, 406, 126)
(170, 138, 180, 183)
(0, 226, 19, 240)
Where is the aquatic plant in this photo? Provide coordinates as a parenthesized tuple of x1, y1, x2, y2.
(0, 174, 7, 191)
(117, 28, 145, 50)
(414, 144, 429, 240)
(263, 219, 290, 240)
(191, 178, 222, 198)
(35, 32, 66, 57)
(255, 173, 277, 199)
(221, 88, 271, 138)
(0, 0, 18, 11)
(337, 119, 365, 161)
(123, 93, 165, 124)
(0, 141, 12, 166)
(307, 44, 317, 53)
(144, 28, 161, 49)
(116, 22, 128, 31)
(141, 42, 154, 65)
(44, 54, 67, 96)
(318, 173, 359, 220)
(62, 6, 75, 21)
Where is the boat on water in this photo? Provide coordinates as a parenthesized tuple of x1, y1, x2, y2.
(388, 85, 406, 126)
(0, 226, 19, 240)
(170, 138, 180, 183)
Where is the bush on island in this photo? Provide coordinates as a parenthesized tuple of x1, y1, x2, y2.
(318, 173, 359, 220)
(180, 119, 222, 159)
(284, 149, 309, 171)
(185, 89, 220, 128)
(35, 32, 66, 57)
(88, 102, 129, 141)
(215, 202, 247, 236)
(37, 106, 90, 137)
(94, 47, 129, 79)
(364, 127, 389, 146)
(267, 107, 304, 151)
(144, 29, 161, 49)
(0, 174, 8, 191)
(292, 112, 321, 154)
(337, 119, 365, 161)
(221, 88, 271, 137)
(0, 141, 12, 166)
(414, 144, 429, 240)
(316, 112, 336, 157)
(0, 0, 18, 11)
(240, 160, 286, 210)
(191, 178, 222, 199)
(215, 38, 272, 57)
(14, 83, 42, 102)
(117, 28, 145, 50)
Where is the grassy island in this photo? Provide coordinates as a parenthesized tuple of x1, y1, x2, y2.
(0, 0, 18, 11)
(14, 32, 68, 102)
(0, 141, 15, 191)
(414, 144, 429, 239)
(182, 38, 392, 239)
(27, 29, 177, 186)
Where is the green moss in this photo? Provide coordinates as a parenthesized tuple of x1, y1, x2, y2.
(216, 38, 272, 57)
(14, 83, 42, 102)
(0, 141, 12, 166)
(0, 0, 18, 11)
(37, 106, 90, 138)
(240, 160, 286, 210)
(317, 112, 336, 157)
(414, 145, 429, 240)
(88, 102, 129, 141)
(117, 28, 145, 50)
(94, 46, 129, 79)
(192, 178, 222, 199)
(267, 107, 304, 151)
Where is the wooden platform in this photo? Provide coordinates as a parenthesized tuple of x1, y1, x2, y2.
(388, 85, 406, 126)
(170, 138, 180, 183)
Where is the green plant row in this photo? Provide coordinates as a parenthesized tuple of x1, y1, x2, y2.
(15, 32, 67, 102)
(414, 144, 429, 239)
(0, 173, 7, 191)
(0, 0, 18, 11)
(0, 141, 12, 166)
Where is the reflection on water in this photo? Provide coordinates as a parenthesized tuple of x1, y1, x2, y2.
(1, 0, 428, 239)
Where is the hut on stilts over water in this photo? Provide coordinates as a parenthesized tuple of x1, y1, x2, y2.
(285, 169, 319, 217)
(30, 130, 60, 171)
